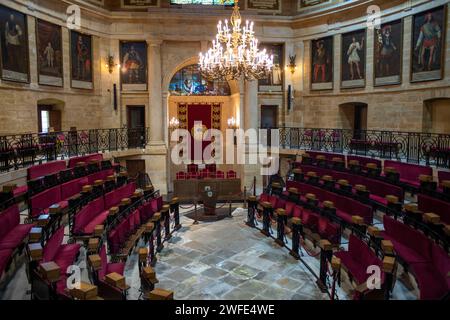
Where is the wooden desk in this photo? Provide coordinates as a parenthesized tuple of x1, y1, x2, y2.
(173, 178, 242, 202)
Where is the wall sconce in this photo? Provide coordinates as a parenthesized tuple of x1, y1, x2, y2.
(227, 117, 239, 130)
(105, 55, 119, 74)
(286, 54, 297, 75)
(169, 117, 180, 130)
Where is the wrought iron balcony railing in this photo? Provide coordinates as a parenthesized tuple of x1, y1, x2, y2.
(0, 127, 150, 173)
(265, 127, 450, 169)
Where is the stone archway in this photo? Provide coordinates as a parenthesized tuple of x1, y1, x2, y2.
(164, 57, 241, 191)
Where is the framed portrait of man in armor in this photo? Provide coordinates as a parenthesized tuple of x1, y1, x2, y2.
(411, 5, 446, 83)
(0, 4, 29, 83)
(120, 41, 148, 91)
(258, 43, 283, 92)
(36, 19, 63, 87)
(374, 19, 403, 86)
(310, 36, 333, 90)
(70, 30, 93, 89)
(341, 29, 367, 89)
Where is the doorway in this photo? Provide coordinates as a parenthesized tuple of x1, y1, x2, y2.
(127, 106, 145, 148)
(261, 105, 278, 128)
(338, 102, 367, 139)
(38, 105, 61, 133)
(126, 159, 146, 179)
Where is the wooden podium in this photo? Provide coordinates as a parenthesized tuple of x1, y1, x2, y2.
(174, 178, 242, 220)
(173, 178, 242, 203)
(201, 185, 218, 215)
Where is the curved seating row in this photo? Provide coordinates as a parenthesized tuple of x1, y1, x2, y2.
(73, 182, 136, 236)
(259, 193, 341, 245)
(296, 164, 404, 207)
(68, 154, 104, 168)
(286, 181, 373, 225)
(29, 168, 114, 218)
(299, 151, 433, 192)
(381, 215, 450, 300)
(108, 195, 163, 255)
(383, 160, 432, 189)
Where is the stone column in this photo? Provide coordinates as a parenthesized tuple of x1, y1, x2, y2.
(242, 79, 262, 195)
(244, 80, 258, 130)
(145, 39, 168, 195)
(147, 40, 164, 145)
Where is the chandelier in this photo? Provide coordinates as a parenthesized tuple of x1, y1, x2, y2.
(198, 0, 274, 81)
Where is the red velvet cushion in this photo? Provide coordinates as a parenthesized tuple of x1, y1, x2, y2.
(74, 197, 105, 234)
(0, 249, 12, 275)
(54, 243, 81, 273)
(28, 160, 66, 180)
(81, 210, 109, 235)
(384, 160, 432, 184)
(139, 202, 153, 222)
(431, 243, 450, 290)
(156, 196, 163, 211)
(418, 194, 450, 225)
(12, 185, 28, 197)
(43, 227, 65, 262)
(410, 262, 449, 300)
(61, 177, 88, 200)
(301, 210, 318, 230)
(369, 194, 388, 206)
(347, 156, 381, 169)
(68, 153, 103, 168)
(0, 224, 33, 250)
(0, 205, 20, 241)
(292, 205, 302, 219)
(30, 186, 62, 218)
(438, 171, 450, 185)
(259, 193, 269, 203)
(269, 195, 278, 209)
(150, 198, 159, 213)
(335, 235, 381, 284)
(284, 202, 295, 216)
(107, 262, 125, 276)
(382, 215, 432, 262)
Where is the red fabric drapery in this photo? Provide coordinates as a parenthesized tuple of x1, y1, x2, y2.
(188, 104, 212, 161)
(177, 103, 221, 162)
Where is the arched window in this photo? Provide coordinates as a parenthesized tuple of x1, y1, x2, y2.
(169, 64, 231, 96)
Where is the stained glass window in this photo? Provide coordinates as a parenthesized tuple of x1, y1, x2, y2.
(170, 0, 234, 5)
(169, 65, 231, 96)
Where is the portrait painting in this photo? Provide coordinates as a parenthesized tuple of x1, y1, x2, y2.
(70, 30, 93, 89)
(0, 5, 29, 83)
(36, 19, 63, 87)
(247, 0, 281, 13)
(374, 19, 403, 86)
(258, 43, 283, 92)
(298, 0, 330, 10)
(411, 5, 446, 82)
(121, 0, 159, 8)
(120, 41, 148, 91)
(311, 36, 333, 90)
(341, 29, 366, 89)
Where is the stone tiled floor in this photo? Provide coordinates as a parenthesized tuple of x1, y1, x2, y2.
(1, 206, 418, 300)
(127, 207, 331, 300)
